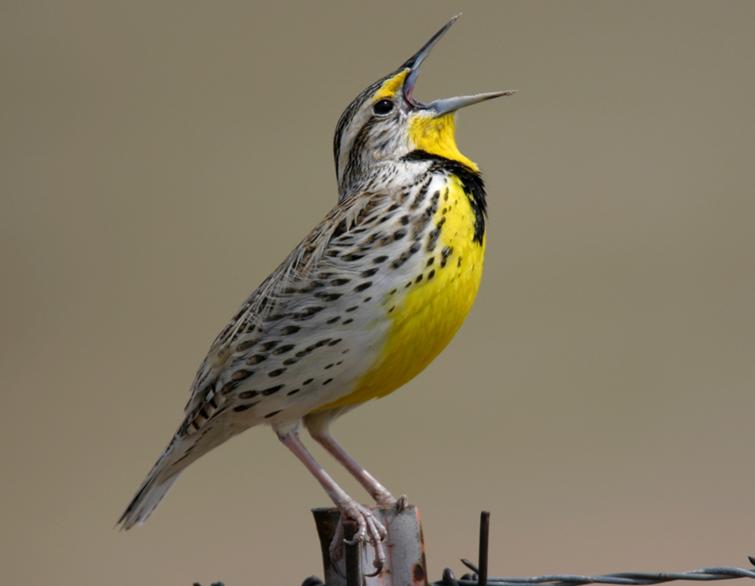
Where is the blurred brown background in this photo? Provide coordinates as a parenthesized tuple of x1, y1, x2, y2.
(2, 1, 755, 584)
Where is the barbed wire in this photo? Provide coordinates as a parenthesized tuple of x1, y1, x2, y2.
(435, 557, 755, 586)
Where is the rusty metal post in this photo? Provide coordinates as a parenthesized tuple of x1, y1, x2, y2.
(312, 505, 428, 586)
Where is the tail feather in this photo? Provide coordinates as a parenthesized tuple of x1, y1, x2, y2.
(119, 421, 235, 529)
(118, 440, 185, 530)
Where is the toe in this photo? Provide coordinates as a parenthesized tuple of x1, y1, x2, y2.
(330, 503, 389, 577)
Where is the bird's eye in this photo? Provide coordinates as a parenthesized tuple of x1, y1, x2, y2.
(373, 99, 394, 115)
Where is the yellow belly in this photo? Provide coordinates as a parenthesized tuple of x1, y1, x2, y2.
(320, 176, 485, 410)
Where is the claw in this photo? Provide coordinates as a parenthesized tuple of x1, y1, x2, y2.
(328, 503, 388, 575)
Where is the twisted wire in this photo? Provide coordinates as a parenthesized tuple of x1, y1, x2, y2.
(436, 558, 755, 586)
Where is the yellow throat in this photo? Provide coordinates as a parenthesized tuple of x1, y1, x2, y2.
(409, 113, 479, 171)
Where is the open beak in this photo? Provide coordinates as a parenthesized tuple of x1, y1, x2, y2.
(400, 15, 516, 116)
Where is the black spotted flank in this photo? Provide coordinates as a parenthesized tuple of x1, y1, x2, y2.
(287, 388, 301, 396)
(303, 378, 314, 385)
(315, 292, 342, 301)
(296, 306, 325, 320)
(361, 267, 379, 278)
(220, 380, 241, 395)
(373, 255, 388, 264)
(233, 403, 258, 413)
(264, 410, 282, 419)
(273, 344, 296, 355)
(280, 325, 300, 335)
(261, 385, 284, 396)
(239, 390, 259, 399)
(330, 278, 350, 286)
(247, 354, 267, 365)
(391, 241, 421, 269)
(236, 338, 259, 352)
(314, 338, 331, 348)
(231, 369, 253, 381)
(268, 368, 286, 377)
(354, 282, 372, 292)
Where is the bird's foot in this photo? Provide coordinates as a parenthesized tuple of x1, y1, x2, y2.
(373, 491, 409, 511)
(329, 501, 387, 574)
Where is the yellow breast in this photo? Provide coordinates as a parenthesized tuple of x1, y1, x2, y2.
(320, 175, 485, 410)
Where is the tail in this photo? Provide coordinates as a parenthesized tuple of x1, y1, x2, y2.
(117, 438, 186, 530)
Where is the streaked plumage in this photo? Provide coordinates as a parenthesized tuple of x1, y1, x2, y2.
(119, 15, 512, 570)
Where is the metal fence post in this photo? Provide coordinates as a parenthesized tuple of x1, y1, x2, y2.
(312, 506, 428, 586)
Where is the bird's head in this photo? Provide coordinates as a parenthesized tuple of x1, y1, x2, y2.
(333, 15, 514, 197)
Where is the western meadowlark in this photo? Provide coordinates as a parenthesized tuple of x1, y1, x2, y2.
(119, 15, 512, 567)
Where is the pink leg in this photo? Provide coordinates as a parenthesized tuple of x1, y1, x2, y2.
(277, 428, 387, 570)
(309, 427, 398, 508)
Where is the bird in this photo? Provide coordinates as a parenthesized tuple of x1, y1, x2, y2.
(118, 14, 513, 568)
